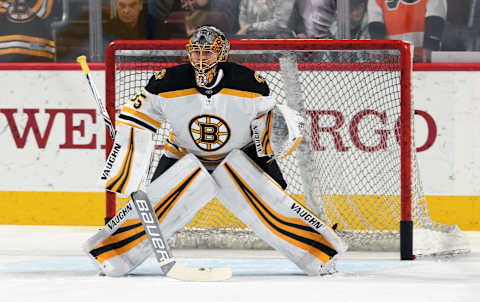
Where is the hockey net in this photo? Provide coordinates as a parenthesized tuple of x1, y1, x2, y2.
(105, 40, 469, 257)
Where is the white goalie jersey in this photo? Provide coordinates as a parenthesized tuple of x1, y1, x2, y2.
(101, 62, 302, 196)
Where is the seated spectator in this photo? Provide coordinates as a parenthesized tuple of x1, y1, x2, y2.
(146, 0, 178, 39)
(236, 0, 296, 38)
(104, 0, 149, 41)
(330, 0, 369, 40)
(294, 0, 337, 39)
(367, 0, 447, 62)
(0, 0, 62, 62)
(184, 0, 233, 36)
(221, 0, 241, 34)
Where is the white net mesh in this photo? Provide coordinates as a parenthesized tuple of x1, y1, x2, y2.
(107, 41, 469, 256)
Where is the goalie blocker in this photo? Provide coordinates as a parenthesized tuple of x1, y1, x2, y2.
(213, 150, 347, 275)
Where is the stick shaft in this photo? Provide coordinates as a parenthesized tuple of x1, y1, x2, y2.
(77, 56, 116, 139)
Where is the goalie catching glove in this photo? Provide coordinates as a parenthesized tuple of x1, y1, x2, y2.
(251, 104, 305, 159)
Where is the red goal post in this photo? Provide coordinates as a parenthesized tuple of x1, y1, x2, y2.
(104, 39, 468, 259)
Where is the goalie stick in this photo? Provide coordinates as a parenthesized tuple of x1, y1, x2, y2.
(76, 56, 116, 140)
(76, 55, 232, 282)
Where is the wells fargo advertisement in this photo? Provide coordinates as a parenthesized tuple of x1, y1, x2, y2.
(0, 66, 479, 229)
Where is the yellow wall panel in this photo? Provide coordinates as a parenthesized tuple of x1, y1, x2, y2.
(0, 192, 105, 225)
(426, 196, 480, 230)
(0, 192, 478, 230)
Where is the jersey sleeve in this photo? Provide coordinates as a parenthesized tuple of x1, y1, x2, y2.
(424, 0, 446, 50)
(425, 0, 447, 18)
(221, 62, 270, 97)
(255, 95, 276, 116)
(117, 89, 164, 133)
(226, 64, 275, 116)
(368, 0, 385, 24)
(117, 71, 167, 133)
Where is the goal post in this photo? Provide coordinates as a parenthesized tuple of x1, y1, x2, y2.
(104, 39, 469, 258)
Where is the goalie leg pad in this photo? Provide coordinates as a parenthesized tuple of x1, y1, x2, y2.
(83, 154, 217, 277)
(212, 149, 347, 276)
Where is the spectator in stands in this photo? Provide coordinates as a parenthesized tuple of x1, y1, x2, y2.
(441, 0, 479, 51)
(293, 0, 337, 39)
(160, 0, 239, 38)
(221, 0, 241, 34)
(184, 0, 235, 36)
(236, 0, 296, 38)
(330, 0, 369, 39)
(0, 0, 62, 62)
(146, 0, 179, 39)
(367, 0, 447, 62)
(104, 0, 150, 42)
(184, 0, 209, 36)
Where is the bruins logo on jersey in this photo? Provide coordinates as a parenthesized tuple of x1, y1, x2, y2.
(254, 72, 265, 84)
(189, 114, 231, 151)
(154, 69, 166, 80)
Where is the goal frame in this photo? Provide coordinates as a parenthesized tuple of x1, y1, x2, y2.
(104, 39, 414, 260)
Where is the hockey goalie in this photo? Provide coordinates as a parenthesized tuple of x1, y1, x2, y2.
(84, 25, 347, 277)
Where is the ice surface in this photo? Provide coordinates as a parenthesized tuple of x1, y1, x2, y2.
(0, 226, 479, 302)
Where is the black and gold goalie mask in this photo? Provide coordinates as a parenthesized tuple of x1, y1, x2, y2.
(186, 26, 230, 87)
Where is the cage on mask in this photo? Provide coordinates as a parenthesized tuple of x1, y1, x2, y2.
(186, 26, 230, 87)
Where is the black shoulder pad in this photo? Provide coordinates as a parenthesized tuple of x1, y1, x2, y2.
(145, 64, 196, 94)
(221, 62, 270, 96)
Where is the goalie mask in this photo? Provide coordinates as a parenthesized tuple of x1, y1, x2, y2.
(186, 26, 230, 88)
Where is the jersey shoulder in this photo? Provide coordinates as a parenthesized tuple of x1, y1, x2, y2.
(220, 62, 270, 96)
(145, 64, 196, 94)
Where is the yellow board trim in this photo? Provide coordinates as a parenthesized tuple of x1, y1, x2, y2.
(426, 195, 480, 230)
(1, 192, 479, 230)
(0, 191, 104, 225)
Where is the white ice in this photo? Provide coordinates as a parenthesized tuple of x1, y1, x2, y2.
(0, 226, 479, 302)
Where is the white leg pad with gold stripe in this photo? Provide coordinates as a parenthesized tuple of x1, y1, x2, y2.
(212, 149, 346, 276)
(83, 154, 217, 277)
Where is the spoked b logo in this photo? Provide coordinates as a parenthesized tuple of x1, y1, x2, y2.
(189, 114, 231, 151)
